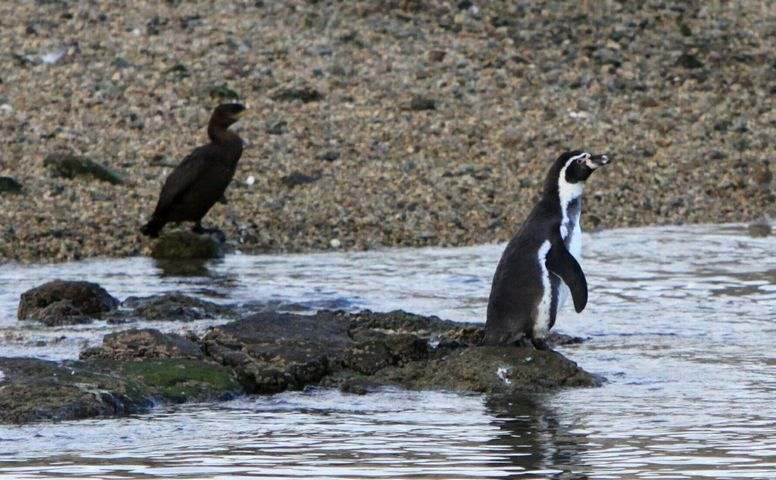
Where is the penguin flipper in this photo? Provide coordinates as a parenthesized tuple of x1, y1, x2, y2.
(546, 238, 588, 313)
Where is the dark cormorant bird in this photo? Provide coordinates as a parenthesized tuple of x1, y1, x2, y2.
(140, 103, 246, 238)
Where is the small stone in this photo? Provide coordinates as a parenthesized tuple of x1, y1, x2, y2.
(330, 238, 341, 248)
(271, 86, 323, 103)
(319, 150, 340, 162)
(208, 84, 240, 100)
(0, 177, 23, 195)
(112, 57, 132, 69)
(676, 53, 704, 69)
(43, 152, 124, 185)
(407, 96, 436, 111)
(428, 50, 446, 62)
(265, 119, 287, 135)
(280, 171, 319, 188)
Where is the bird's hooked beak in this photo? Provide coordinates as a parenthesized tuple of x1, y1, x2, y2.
(234, 107, 248, 119)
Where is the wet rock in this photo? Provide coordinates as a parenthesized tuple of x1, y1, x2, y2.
(547, 331, 587, 346)
(0, 357, 142, 424)
(202, 311, 350, 393)
(271, 85, 323, 103)
(80, 328, 204, 361)
(0, 176, 23, 195)
(121, 293, 234, 321)
(747, 220, 771, 237)
(18, 280, 119, 321)
(204, 310, 597, 395)
(150, 231, 225, 260)
(372, 347, 601, 393)
(280, 171, 319, 188)
(32, 300, 92, 326)
(344, 331, 428, 375)
(339, 378, 369, 395)
(0, 356, 240, 424)
(43, 152, 124, 185)
(116, 358, 240, 404)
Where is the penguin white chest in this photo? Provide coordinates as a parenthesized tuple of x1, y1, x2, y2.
(557, 182, 584, 312)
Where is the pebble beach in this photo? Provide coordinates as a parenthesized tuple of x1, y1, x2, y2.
(0, 0, 774, 263)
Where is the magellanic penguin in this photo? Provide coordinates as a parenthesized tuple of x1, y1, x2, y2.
(484, 151, 611, 350)
(140, 103, 247, 238)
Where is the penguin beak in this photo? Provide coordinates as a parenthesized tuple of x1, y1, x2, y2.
(588, 154, 611, 168)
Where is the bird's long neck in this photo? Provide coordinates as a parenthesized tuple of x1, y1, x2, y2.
(207, 121, 242, 148)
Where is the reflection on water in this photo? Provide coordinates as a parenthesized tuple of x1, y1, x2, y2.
(0, 224, 774, 479)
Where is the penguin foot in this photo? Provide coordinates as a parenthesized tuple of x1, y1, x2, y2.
(531, 338, 551, 351)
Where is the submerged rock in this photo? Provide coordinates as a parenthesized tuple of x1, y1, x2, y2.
(80, 328, 204, 361)
(151, 231, 225, 260)
(748, 220, 771, 238)
(43, 152, 124, 185)
(0, 357, 142, 424)
(121, 293, 234, 322)
(18, 280, 119, 322)
(0, 356, 239, 424)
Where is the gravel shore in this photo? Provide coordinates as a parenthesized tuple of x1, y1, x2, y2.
(1, 1, 774, 262)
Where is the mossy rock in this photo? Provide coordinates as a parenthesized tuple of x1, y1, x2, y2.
(119, 359, 240, 402)
(43, 152, 124, 185)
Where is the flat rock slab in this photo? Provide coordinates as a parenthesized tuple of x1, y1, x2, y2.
(370, 346, 601, 394)
(0, 356, 239, 424)
(203, 310, 600, 394)
(80, 328, 204, 361)
(18, 280, 119, 321)
(120, 293, 234, 322)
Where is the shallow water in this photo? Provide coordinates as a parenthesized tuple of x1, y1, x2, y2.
(0, 224, 774, 479)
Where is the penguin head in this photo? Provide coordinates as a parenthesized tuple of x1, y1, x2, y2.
(558, 150, 611, 184)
